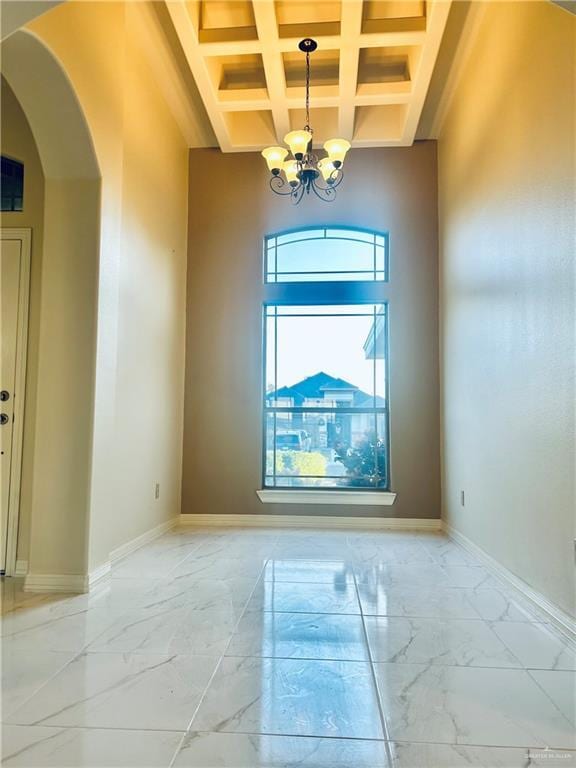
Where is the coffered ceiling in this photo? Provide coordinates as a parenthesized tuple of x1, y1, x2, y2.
(165, 0, 452, 152)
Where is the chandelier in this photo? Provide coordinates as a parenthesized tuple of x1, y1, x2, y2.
(261, 38, 351, 204)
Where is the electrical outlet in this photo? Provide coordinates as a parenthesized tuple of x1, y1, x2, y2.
(460, 490, 465, 507)
(155, 483, 160, 500)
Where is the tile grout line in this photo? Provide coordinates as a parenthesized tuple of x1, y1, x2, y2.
(170, 553, 272, 766)
(350, 550, 396, 767)
(1, 650, 83, 722)
(3, 722, 574, 753)
(525, 667, 576, 731)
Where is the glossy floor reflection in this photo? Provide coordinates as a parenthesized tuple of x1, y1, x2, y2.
(2, 527, 575, 767)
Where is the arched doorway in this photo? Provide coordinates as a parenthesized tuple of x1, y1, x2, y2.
(1, 29, 101, 587)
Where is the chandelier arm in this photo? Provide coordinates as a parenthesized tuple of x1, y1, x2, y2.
(328, 169, 344, 189)
(310, 179, 337, 202)
(311, 170, 344, 193)
(291, 184, 306, 205)
(270, 175, 298, 197)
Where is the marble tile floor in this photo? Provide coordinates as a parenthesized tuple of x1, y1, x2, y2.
(1, 527, 575, 767)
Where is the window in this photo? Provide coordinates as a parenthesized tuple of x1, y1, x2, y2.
(263, 227, 390, 492)
(265, 227, 388, 283)
(1, 157, 24, 212)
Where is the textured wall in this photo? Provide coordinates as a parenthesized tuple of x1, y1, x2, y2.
(439, 2, 575, 614)
(184, 143, 440, 520)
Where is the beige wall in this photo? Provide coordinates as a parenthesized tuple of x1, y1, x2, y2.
(1, 1, 189, 578)
(30, 2, 189, 574)
(184, 143, 440, 519)
(439, 2, 575, 614)
(0, 79, 45, 567)
(110, 14, 188, 554)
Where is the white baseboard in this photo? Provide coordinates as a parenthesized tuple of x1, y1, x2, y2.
(444, 522, 576, 643)
(86, 560, 111, 590)
(179, 513, 442, 531)
(109, 516, 179, 563)
(23, 517, 179, 595)
(24, 572, 87, 594)
(14, 559, 28, 577)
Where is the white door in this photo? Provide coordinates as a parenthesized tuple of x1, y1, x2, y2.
(1, 229, 31, 575)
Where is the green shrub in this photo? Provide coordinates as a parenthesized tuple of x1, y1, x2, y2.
(334, 432, 387, 487)
(266, 450, 327, 483)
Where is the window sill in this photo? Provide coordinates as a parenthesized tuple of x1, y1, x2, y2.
(256, 490, 396, 506)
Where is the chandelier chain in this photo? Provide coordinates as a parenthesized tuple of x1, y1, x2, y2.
(305, 50, 310, 131)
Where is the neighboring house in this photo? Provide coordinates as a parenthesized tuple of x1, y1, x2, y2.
(266, 371, 385, 409)
(266, 372, 385, 450)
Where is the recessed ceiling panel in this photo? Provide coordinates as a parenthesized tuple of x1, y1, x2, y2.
(283, 48, 339, 88)
(167, 0, 452, 151)
(357, 46, 421, 85)
(224, 110, 277, 149)
(288, 107, 339, 141)
(206, 53, 267, 91)
(276, 0, 341, 38)
(355, 103, 407, 144)
(362, 1, 426, 33)
(197, 0, 258, 42)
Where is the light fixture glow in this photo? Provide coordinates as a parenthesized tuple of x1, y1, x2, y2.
(283, 160, 300, 186)
(283, 130, 312, 161)
(323, 139, 351, 168)
(263, 38, 350, 204)
(261, 146, 289, 174)
(317, 158, 337, 183)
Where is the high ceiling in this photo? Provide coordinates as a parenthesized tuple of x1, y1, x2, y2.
(166, 0, 452, 152)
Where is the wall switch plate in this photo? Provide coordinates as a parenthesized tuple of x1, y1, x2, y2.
(155, 483, 160, 500)
(460, 490, 465, 507)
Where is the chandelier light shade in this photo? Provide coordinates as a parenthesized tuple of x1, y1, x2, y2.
(283, 160, 300, 186)
(317, 157, 336, 182)
(283, 130, 313, 161)
(262, 146, 289, 173)
(261, 38, 350, 204)
(323, 138, 351, 168)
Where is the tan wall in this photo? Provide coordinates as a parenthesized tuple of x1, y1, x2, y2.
(0, 79, 45, 567)
(1, 1, 189, 577)
(184, 143, 440, 519)
(439, 2, 576, 614)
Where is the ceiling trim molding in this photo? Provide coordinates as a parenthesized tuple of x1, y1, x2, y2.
(127, 2, 211, 147)
(165, 0, 233, 151)
(429, 1, 487, 139)
(551, 1, 576, 16)
(402, 0, 452, 143)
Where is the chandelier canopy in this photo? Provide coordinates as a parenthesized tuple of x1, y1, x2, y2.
(261, 38, 350, 204)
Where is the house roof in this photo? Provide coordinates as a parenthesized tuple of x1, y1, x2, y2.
(267, 371, 385, 407)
